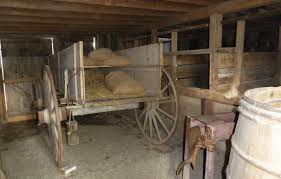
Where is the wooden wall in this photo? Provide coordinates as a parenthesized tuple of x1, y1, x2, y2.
(164, 54, 209, 88)
(1, 39, 49, 122)
(214, 52, 278, 94)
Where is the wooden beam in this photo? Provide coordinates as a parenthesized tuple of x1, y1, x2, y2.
(0, 15, 150, 26)
(165, 0, 221, 6)
(55, 0, 203, 12)
(160, 0, 280, 27)
(0, 0, 182, 17)
(123, 23, 209, 42)
(7, 113, 36, 123)
(0, 7, 162, 22)
(176, 86, 239, 105)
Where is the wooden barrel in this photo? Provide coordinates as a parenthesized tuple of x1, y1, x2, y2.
(227, 87, 281, 179)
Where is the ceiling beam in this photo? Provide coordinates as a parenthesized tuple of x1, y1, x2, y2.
(0, 0, 181, 17)
(0, 15, 152, 26)
(164, 0, 223, 6)
(159, 0, 281, 27)
(54, 0, 203, 12)
(0, 8, 161, 22)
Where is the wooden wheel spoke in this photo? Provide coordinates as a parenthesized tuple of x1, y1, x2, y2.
(138, 110, 146, 121)
(143, 112, 149, 131)
(161, 82, 170, 94)
(156, 107, 174, 120)
(149, 111, 153, 138)
(153, 109, 170, 134)
(151, 111, 162, 141)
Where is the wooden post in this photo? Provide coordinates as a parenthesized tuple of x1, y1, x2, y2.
(224, 20, 245, 99)
(203, 14, 222, 179)
(151, 29, 158, 44)
(202, 13, 222, 115)
(233, 20, 245, 87)
(133, 39, 139, 47)
(171, 31, 178, 82)
(106, 33, 112, 49)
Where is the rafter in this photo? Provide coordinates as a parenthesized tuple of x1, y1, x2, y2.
(159, 0, 280, 27)
(0, 15, 152, 26)
(0, 0, 181, 17)
(0, 8, 161, 22)
(54, 0, 203, 12)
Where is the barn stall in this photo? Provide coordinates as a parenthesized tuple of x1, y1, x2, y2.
(0, 1, 281, 179)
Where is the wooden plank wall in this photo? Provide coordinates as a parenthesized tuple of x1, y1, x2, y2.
(214, 52, 278, 94)
(163, 54, 209, 88)
(3, 56, 46, 122)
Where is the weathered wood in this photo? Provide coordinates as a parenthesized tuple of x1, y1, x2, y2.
(123, 23, 209, 42)
(224, 20, 245, 99)
(161, 0, 280, 27)
(163, 54, 208, 66)
(55, 0, 203, 12)
(176, 86, 240, 105)
(133, 39, 139, 47)
(166, 48, 235, 56)
(171, 31, 178, 81)
(209, 13, 222, 88)
(216, 52, 278, 68)
(7, 113, 36, 123)
(151, 29, 158, 44)
(0, 0, 181, 17)
(214, 78, 273, 94)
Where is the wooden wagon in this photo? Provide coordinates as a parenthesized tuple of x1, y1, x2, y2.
(39, 42, 179, 168)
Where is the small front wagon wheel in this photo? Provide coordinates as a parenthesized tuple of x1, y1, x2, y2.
(135, 68, 179, 144)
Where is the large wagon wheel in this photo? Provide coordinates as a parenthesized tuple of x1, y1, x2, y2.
(135, 68, 179, 144)
(43, 65, 64, 167)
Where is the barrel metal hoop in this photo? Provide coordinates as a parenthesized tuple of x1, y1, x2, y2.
(239, 99, 281, 124)
(238, 106, 281, 126)
(231, 139, 281, 178)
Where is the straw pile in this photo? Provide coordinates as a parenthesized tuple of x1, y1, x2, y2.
(84, 48, 130, 67)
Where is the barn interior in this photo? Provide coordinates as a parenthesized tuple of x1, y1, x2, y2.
(0, 0, 281, 179)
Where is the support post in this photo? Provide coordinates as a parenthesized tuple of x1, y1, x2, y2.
(224, 20, 245, 99)
(106, 33, 112, 49)
(171, 31, 178, 82)
(151, 29, 158, 44)
(133, 39, 139, 47)
(202, 13, 222, 115)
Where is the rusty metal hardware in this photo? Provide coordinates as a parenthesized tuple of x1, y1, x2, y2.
(176, 126, 216, 175)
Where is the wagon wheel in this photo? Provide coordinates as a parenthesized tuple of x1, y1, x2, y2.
(135, 68, 179, 144)
(43, 65, 64, 167)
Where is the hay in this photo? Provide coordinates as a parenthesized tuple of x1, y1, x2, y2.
(84, 48, 130, 67)
(84, 69, 145, 100)
(105, 71, 145, 95)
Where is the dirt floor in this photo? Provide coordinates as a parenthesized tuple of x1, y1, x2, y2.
(0, 111, 230, 179)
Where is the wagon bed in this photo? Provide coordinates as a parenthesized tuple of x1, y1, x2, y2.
(41, 42, 179, 168)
